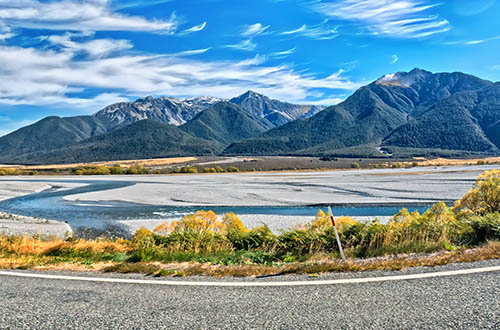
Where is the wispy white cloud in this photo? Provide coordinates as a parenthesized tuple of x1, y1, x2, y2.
(236, 54, 267, 66)
(339, 60, 358, 72)
(307, 97, 345, 106)
(242, 23, 270, 37)
(492, 64, 500, 71)
(390, 54, 399, 64)
(178, 21, 207, 36)
(281, 19, 339, 40)
(0, 39, 361, 108)
(269, 47, 296, 59)
(225, 39, 257, 51)
(0, 31, 14, 40)
(0, 25, 14, 40)
(163, 48, 211, 57)
(316, 0, 450, 38)
(112, 0, 174, 10)
(42, 32, 133, 58)
(0, 0, 178, 33)
(444, 35, 500, 46)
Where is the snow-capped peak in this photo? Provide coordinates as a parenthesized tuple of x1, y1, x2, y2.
(376, 68, 430, 87)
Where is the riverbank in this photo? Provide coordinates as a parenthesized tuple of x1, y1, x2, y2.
(0, 212, 71, 238)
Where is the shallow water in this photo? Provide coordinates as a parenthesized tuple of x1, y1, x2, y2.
(0, 179, 432, 229)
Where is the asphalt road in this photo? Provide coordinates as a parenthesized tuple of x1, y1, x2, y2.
(1, 260, 500, 329)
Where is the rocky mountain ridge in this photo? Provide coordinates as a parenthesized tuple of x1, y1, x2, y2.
(1, 68, 498, 164)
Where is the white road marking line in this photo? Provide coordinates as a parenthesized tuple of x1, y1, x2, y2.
(1, 265, 500, 287)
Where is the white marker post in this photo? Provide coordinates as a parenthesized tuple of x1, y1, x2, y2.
(328, 206, 345, 261)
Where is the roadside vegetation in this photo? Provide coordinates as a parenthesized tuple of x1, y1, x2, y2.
(1, 169, 500, 276)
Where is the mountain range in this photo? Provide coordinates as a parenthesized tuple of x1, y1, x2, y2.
(225, 69, 499, 157)
(1, 68, 499, 164)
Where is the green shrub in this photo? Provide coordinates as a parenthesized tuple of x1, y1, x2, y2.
(72, 166, 111, 175)
(227, 166, 239, 172)
(459, 213, 500, 246)
(351, 162, 360, 169)
(180, 166, 198, 174)
(0, 168, 20, 176)
(153, 230, 231, 254)
(110, 164, 124, 174)
(126, 165, 150, 175)
(129, 228, 158, 262)
(226, 225, 277, 251)
(454, 169, 500, 216)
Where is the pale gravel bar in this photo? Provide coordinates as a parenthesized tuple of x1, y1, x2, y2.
(59, 165, 498, 206)
(0, 211, 72, 238)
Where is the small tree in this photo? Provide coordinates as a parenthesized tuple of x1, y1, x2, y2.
(454, 169, 500, 216)
(173, 210, 223, 233)
(110, 164, 124, 174)
(227, 166, 239, 172)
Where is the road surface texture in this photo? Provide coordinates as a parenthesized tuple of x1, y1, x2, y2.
(1, 259, 499, 329)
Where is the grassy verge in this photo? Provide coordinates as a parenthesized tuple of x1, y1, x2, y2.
(1, 169, 499, 277)
(1, 241, 499, 277)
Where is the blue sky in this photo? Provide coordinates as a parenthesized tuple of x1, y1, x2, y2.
(0, 0, 499, 136)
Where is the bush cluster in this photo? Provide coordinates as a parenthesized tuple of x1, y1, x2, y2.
(174, 166, 240, 174)
(0, 168, 37, 176)
(72, 164, 149, 175)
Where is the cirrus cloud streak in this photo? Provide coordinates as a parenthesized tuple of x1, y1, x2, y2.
(0, 40, 361, 109)
(0, 0, 178, 33)
(316, 0, 450, 38)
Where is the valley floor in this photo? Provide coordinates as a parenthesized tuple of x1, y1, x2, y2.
(0, 164, 498, 236)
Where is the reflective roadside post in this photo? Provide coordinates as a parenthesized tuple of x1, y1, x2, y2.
(328, 206, 345, 261)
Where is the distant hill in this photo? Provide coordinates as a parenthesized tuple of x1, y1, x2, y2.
(224, 69, 495, 156)
(229, 91, 325, 128)
(93, 95, 222, 129)
(180, 101, 269, 145)
(0, 116, 111, 164)
(92, 92, 323, 131)
(383, 83, 500, 153)
(24, 120, 222, 164)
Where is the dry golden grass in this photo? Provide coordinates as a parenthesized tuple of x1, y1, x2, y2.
(2, 242, 499, 277)
(0, 236, 131, 255)
(172, 242, 500, 277)
(0, 157, 197, 170)
(33, 262, 115, 272)
(407, 157, 500, 167)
